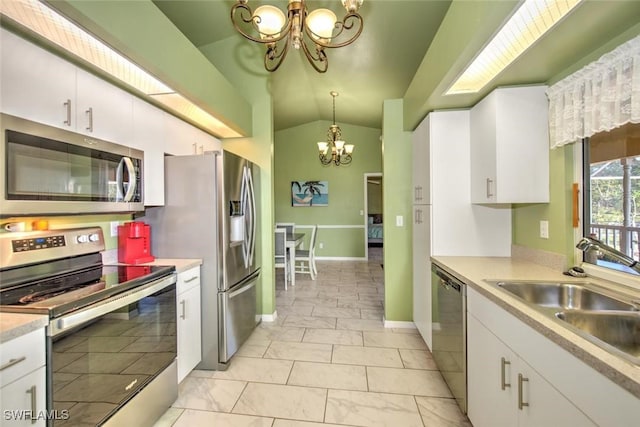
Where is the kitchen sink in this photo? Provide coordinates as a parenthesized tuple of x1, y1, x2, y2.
(495, 281, 638, 311)
(486, 279, 640, 365)
(556, 311, 640, 363)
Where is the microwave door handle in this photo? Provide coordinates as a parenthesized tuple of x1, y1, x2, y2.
(116, 159, 125, 201)
(122, 157, 137, 202)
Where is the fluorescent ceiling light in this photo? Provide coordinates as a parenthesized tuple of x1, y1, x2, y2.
(0, 0, 242, 138)
(446, 0, 583, 95)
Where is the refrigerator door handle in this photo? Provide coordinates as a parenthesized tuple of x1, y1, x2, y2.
(246, 165, 257, 267)
(240, 166, 250, 269)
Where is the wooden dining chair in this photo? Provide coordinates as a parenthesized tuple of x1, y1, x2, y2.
(274, 228, 289, 290)
(294, 225, 318, 280)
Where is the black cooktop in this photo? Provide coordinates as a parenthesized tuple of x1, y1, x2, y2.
(0, 262, 175, 318)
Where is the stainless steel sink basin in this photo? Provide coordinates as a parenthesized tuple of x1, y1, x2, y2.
(495, 281, 638, 311)
(486, 279, 640, 364)
(556, 311, 640, 363)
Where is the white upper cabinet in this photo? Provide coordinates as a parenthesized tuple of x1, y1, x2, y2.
(412, 115, 431, 205)
(75, 68, 133, 143)
(133, 97, 167, 206)
(1, 29, 77, 129)
(470, 85, 550, 204)
(165, 113, 222, 155)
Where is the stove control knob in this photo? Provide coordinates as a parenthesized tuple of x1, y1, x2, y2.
(76, 234, 89, 244)
(89, 233, 100, 242)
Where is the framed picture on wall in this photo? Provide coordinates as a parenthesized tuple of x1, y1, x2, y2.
(291, 181, 328, 206)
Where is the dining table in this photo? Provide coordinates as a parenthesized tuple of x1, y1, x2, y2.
(286, 233, 305, 287)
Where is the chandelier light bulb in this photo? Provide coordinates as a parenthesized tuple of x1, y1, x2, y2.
(317, 142, 329, 154)
(306, 9, 337, 42)
(342, 0, 363, 13)
(253, 5, 286, 39)
(344, 144, 354, 154)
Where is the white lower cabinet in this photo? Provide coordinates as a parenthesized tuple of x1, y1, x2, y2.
(412, 205, 431, 347)
(0, 367, 47, 427)
(0, 328, 47, 427)
(467, 286, 639, 427)
(176, 267, 202, 382)
(467, 314, 595, 427)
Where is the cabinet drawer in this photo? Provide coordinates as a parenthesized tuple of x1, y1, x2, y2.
(177, 267, 201, 294)
(0, 328, 46, 387)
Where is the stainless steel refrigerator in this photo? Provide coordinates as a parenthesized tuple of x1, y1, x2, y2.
(145, 150, 260, 370)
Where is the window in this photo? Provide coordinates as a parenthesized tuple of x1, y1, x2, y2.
(582, 122, 640, 274)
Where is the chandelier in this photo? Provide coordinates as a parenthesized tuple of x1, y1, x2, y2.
(318, 91, 354, 166)
(230, 0, 364, 73)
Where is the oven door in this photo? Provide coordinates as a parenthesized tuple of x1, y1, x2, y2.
(1, 113, 143, 216)
(47, 274, 176, 426)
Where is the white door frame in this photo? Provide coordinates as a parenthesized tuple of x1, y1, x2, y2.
(363, 172, 383, 260)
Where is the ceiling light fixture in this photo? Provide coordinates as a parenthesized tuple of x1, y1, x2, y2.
(230, 0, 364, 73)
(0, 0, 242, 138)
(318, 91, 354, 166)
(445, 0, 583, 95)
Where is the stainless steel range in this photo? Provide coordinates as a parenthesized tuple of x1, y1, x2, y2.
(0, 227, 177, 426)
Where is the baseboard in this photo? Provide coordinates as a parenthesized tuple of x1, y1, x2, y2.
(315, 256, 367, 261)
(261, 311, 278, 322)
(383, 318, 417, 329)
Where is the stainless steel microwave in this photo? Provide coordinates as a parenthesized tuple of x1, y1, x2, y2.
(1, 113, 144, 216)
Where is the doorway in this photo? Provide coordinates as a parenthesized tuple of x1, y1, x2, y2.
(364, 172, 383, 261)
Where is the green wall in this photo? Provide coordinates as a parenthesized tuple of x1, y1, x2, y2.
(382, 100, 413, 322)
(512, 25, 640, 263)
(274, 121, 382, 258)
(512, 145, 575, 260)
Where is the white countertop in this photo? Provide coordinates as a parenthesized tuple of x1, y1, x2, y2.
(0, 312, 48, 344)
(432, 256, 640, 399)
(140, 258, 202, 274)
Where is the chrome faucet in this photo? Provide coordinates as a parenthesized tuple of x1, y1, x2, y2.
(576, 236, 640, 274)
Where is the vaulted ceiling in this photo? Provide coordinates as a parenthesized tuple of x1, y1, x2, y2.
(153, 0, 640, 132)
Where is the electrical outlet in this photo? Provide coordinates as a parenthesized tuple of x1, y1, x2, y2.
(319, 242, 324, 249)
(540, 220, 549, 239)
(110, 221, 120, 237)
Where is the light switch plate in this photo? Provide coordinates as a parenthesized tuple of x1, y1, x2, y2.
(110, 221, 119, 237)
(396, 215, 404, 227)
(540, 220, 549, 239)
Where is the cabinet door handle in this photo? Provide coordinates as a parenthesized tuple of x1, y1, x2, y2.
(184, 276, 199, 283)
(500, 357, 511, 390)
(180, 299, 186, 320)
(415, 186, 423, 202)
(64, 99, 72, 126)
(26, 385, 37, 424)
(85, 107, 93, 132)
(0, 356, 26, 371)
(486, 178, 494, 198)
(518, 373, 529, 410)
(414, 209, 422, 224)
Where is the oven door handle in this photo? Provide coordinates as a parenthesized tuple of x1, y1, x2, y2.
(50, 274, 176, 336)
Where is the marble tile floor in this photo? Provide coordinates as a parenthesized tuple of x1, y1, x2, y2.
(154, 259, 471, 427)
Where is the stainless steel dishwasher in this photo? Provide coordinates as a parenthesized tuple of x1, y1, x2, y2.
(431, 264, 467, 413)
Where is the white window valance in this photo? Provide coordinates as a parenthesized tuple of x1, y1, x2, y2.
(547, 35, 640, 148)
